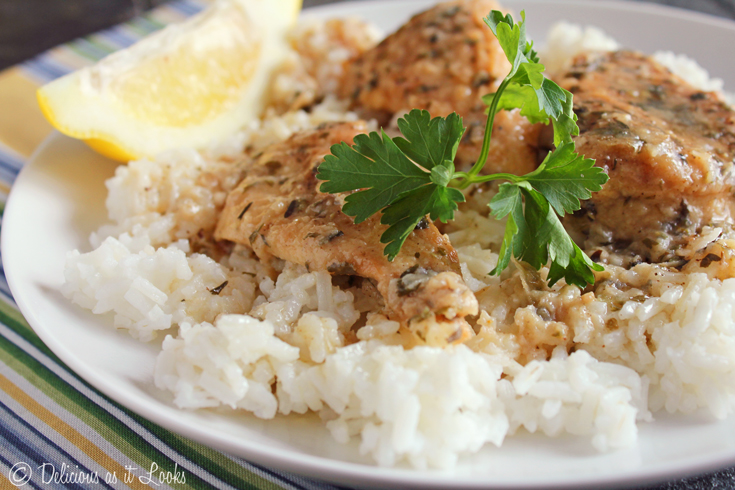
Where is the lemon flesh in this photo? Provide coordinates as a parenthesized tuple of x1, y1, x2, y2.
(37, 0, 301, 162)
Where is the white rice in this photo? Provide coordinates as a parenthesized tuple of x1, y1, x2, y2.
(62, 236, 257, 342)
(155, 314, 299, 416)
(541, 22, 620, 74)
(601, 270, 735, 418)
(251, 264, 360, 338)
(61, 17, 735, 468)
(653, 51, 725, 92)
(154, 312, 646, 468)
(544, 21, 731, 100)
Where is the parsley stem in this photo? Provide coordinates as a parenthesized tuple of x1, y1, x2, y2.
(460, 77, 512, 189)
(465, 172, 523, 185)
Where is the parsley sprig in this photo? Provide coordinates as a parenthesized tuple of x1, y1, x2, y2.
(317, 10, 608, 288)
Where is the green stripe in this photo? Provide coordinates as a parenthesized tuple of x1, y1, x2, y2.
(0, 299, 53, 357)
(65, 15, 167, 61)
(158, 432, 285, 490)
(0, 332, 219, 490)
(0, 296, 290, 488)
(85, 35, 122, 56)
(67, 40, 110, 63)
(59, 8, 178, 62)
(126, 16, 166, 37)
(139, 14, 167, 31)
(0, 323, 293, 490)
(0, 264, 290, 489)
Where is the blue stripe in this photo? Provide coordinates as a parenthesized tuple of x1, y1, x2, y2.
(20, 57, 71, 83)
(0, 168, 18, 188)
(0, 399, 113, 490)
(35, 55, 74, 79)
(0, 157, 22, 176)
(18, 0, 206, 84)
(0, 146, 24, 184)
(0, 453, 44, 490)
(0, 255, 17, 306)
(101, 26, 139, 49)
(0, 155, 22, 174)
(169, 0, 204, 16)
(0, 2, 339, 489)
(0, 288, 18, 310)
(0, 324, 242, 490)
(0, 152, 23, 172)
(15, 61, 52, 84)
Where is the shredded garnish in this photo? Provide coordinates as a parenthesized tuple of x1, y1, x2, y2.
(317, 10, 608, 288)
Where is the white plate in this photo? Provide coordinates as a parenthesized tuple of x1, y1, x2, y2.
(5, 1, 735, 488)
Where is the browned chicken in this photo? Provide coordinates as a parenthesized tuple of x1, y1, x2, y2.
(215, 122, 478, 346)
(558, 50, 735, 261)
(339, 0, 540, 176)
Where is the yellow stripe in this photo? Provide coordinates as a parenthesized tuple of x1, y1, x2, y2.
(0, 68, 53, 158)
(0, 374, 153, 490)
(1, 472, 22, 488)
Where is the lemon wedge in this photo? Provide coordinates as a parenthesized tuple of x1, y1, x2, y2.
(37, 0, 301, 162)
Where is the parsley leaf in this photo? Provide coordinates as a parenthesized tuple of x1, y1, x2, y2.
(489, 183, 525, 275)
(548, 244, 601, 288)
(523, 142, 608, 216)
(489, 181, 603, 288)
(317, 129, 429, 223)
(483, 10, 538, 73)
(380, 182, 465, 260)
(317, 110, 466, 259)
(481, 10, 578, 146)
(393, 110, 465, 169)
(316, 9, 609, 288)
(486, 142, 607, 287)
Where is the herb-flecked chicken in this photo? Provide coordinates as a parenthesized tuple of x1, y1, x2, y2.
(215, 122, 478, 347)
(557, 50, 735, 261)
(339, 0, 541, 176)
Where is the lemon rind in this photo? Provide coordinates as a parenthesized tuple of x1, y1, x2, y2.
(37, 0, 301, 162)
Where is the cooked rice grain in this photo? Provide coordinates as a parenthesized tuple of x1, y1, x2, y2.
(61, 16, 735, 469)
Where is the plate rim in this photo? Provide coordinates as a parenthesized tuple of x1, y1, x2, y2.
(5, 0, 735, 488)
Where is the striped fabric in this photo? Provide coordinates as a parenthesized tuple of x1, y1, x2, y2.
(0, 1, 346, 488)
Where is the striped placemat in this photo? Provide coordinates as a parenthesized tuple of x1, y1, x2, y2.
(0, 1, 346, 488)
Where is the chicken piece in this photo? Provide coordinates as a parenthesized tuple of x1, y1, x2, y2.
(215, 122, 478, 347)
(558, 50, 735, 261)
(339, 0, 540, 175)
